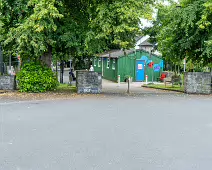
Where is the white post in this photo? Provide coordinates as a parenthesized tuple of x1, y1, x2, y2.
(101, 57, 104, 77)
(118, 75, 120, 87)
(146, 75, 148, 85)
(9, 54, 11, 75)
(183, 58, 186, 72)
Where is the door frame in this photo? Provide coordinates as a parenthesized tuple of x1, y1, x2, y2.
(135, 60, 146, 82)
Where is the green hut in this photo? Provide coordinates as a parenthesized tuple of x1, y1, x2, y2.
(93, 49, 164, 82)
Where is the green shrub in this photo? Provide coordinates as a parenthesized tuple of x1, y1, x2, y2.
(16, 62, 59, 92)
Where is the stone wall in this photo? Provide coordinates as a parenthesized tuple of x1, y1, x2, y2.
(76, 71, 102, 94)
(0, 76, 16, 90)
(184, 72, 211, 94)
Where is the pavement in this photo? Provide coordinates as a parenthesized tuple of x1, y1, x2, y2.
(101, 79, 178, 95)
(60, 70, 178, 95)
(0, 94, 212, 170)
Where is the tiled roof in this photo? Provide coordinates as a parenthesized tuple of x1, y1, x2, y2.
(138, 39, 152, 46)
(98, 49, 135, 58)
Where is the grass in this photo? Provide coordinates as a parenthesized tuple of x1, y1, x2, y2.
(142, 83, 184, 92)
(55, 83, 77, 93)
(0, 83, 78, 102)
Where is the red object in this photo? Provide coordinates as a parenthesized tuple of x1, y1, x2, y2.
(148, 62, 154, 68)
(160, 73, 167, 82)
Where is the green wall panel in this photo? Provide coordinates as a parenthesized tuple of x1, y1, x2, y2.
(93, 50, 163, 82)
(93, 58, 102, 73)
(118, 53, 136, 82)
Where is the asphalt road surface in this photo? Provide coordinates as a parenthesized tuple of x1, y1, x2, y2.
(0, 94, 212, 170)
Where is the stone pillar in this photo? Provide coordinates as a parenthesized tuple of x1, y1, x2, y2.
(0, 76, 16, 90)
(184, 72, 211, 94)
(76, 71, 102, 94)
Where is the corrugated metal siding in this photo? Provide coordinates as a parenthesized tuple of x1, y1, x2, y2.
(145, 54, 162, 82)
(118, 53, 136, 82)
(102, 58, 118, 82)
(93, 58, 102, 73)
(93, 50, 163, 82)
(135, 51, 162, 82)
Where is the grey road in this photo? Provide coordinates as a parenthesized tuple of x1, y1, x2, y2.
(0, 94, 212, 170)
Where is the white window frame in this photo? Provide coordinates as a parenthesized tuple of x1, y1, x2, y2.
(107, 58, 110, 69)
(98, 58, 101, 67)
(93, 58, 97, 66)
(112, 59, 116, 70)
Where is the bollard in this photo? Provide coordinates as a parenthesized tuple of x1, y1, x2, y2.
(118, 75, 120, 87)
(127, 77, 130, 94)
(145, 75, 148, 85)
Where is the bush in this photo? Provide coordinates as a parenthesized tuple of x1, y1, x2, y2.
(16, 62, 59, 92)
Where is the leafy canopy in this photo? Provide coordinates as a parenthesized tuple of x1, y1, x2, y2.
(145, 0, 212, 66)
(0, 0, 154, 64)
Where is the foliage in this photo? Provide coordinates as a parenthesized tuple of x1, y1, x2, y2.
(145, 0, 212, 67)
(198, 0, 212, 60)
(16, 62, 58, 92)
(0, 0, 154, 67)
(85, 0, 153, 53)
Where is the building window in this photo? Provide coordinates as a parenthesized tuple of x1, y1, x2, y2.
(107, 58, 110, 69)
(98, 58, 101, 67)
(112, 59, 115, 70)
(93, 58, 97, 66)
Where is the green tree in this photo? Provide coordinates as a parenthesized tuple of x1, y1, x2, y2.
(145, 0, 212, 67)
(85, 0, 153, 53)
(0, 0, 153, 67)
(0, 0, 63, 67)
(199, 0, 212, 67)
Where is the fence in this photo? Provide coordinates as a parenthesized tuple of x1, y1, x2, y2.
(0, 61, 20, 75)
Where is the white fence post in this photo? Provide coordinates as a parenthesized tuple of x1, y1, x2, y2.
(118, 75, 120, 87)
(146, 75, 148, 85)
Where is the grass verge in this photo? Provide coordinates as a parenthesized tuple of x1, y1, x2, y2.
(0, 84, 78, 101)
(55, 83, 77, 93)
(142, 84, 184, 92)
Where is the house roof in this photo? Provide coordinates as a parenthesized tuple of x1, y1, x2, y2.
(97, 49, 162, 59)
(135, 36, 143, 42)
(97, 49, 135, 58)
(135, 35, 150, 49)
(138, 39, 153, 47)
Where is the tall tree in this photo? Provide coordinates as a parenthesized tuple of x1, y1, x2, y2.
(0, 0, 153, 67)
(199, 0, 212, 66)
(145, 0, 212, 66)
(0, 0, 63, 67)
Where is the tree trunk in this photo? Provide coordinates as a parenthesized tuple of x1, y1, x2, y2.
(41, 46, 52, 68)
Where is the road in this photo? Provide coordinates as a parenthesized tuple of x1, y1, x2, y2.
(0, 93, 212, 170)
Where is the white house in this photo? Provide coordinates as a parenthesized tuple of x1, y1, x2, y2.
(135, 35, 161, 56)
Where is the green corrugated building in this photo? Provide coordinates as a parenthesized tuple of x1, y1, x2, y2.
(93, 49, 164, 82)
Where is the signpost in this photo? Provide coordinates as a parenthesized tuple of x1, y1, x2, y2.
(183, 58, 186, 72)
(9, 54, 11, 75)
(0, 46, 3, 74)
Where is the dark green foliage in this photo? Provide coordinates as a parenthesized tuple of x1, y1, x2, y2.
(0, 0, 153, 64)
(145, 0, 212, 66)
(16, 62, 58, 92)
